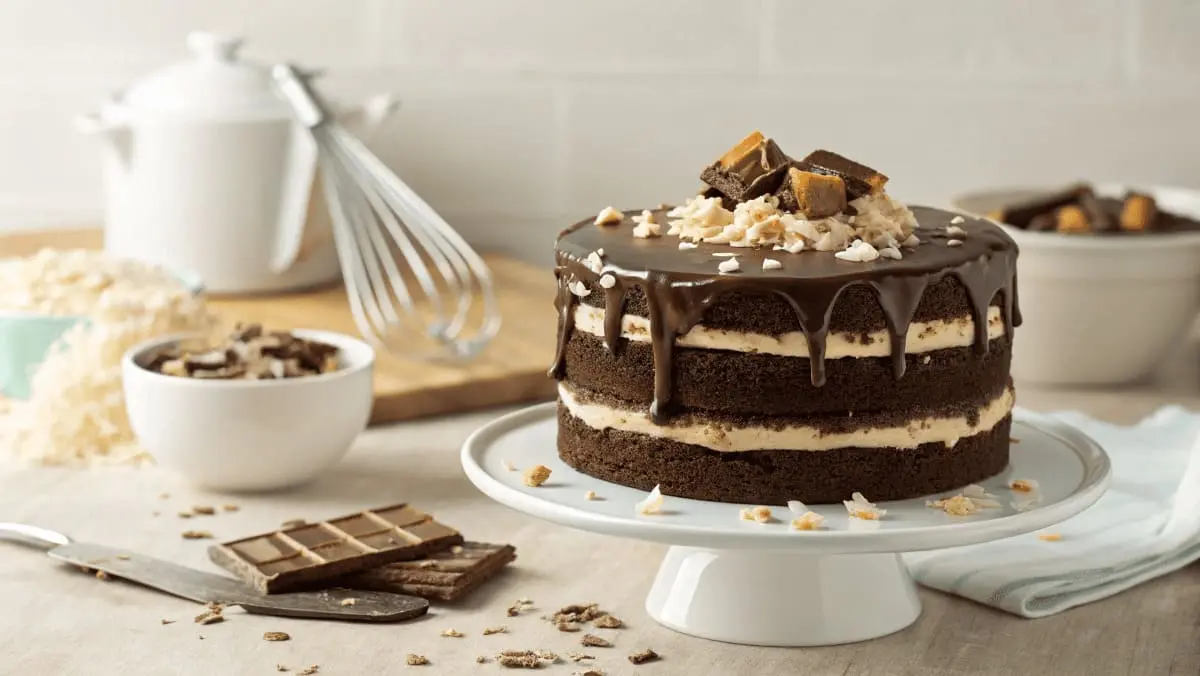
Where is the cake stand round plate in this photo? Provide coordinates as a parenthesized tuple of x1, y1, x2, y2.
(461, 403, 1110, 647)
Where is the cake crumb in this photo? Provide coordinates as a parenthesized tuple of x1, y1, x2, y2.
(536, 650, 559, 662)
(276, 665, 289, 672)
(636, 485, 665, 515)
(791, 511, 825, 531)
(298, 666, 320, 676)
(595, 206, 623, 226)
(1038, 533, 1063, 542)
(222, 504, 239, 512)
(95, 570, 111, 581)
(263, 632, 290, 642)
(1010, 478, 1039, 493)
(584, 490, 599, 501)
(406, 654, 429, 666)
(497, 651, 540, 668)
(178, 511, 193, 519)
(194, 603, 224, 625)
(476, 656, 489, 664)
(762, 258, 782, 271)
(507, 598, 534, 616)
(594, 614, 624, 629)
(483, 626, 507, 635)
(181, 530, 213, 540)
(192, 505, 215, 515)
(628, 648, 660, 665)
(843, 492, 886, 520)
(159, 492, 170, 499)
(567, 652, 595, 662)
(522, 465, 552, 487)
(340, 598, 357, 607)
(738, 505, 773, 523)
(574, 671, 604, 676)
(161, 619, 175, 625)
(116, 554, 130, 560)
(442, 628, 464, 638)
(557, 621, 582, 632)
(581, 634, 612, 648)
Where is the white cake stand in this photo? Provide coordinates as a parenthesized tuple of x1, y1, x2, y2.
(461, 403, 1110, 647)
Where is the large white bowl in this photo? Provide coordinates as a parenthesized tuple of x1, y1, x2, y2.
(122, 329, 375, 492)
(953, 184, 1200, 386)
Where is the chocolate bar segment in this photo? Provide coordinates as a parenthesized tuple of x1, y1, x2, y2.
(780, 167, 847, 219)
(342, 542, 516, 602)
(209, 504, 463, 594)
(795, 150, 888, 200)
(699, 131, 791, 203)
(1120, 192, 1158, 232)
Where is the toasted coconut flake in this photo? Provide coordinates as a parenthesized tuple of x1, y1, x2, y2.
(636, 485, 665, 515)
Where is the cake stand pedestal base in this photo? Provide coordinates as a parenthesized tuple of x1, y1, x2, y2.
(646, 547, 920, 647)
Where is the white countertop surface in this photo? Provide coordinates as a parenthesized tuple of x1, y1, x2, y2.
(3, 377, 1199, 676)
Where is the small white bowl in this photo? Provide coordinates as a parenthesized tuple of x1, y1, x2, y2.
(122, 329, 375, 492)
(953, 184, 1200, 386)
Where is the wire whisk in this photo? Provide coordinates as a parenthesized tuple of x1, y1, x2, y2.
(271, 64, 500, 361)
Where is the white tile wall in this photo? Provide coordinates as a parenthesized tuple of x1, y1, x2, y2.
(0, 0, 1196, 264)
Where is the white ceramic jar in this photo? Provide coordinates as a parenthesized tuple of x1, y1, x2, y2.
(79, 32, 397, 295)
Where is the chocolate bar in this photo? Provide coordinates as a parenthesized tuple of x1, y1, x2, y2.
(778, 167, 847, 218)
(992, 184, 1092, 229)
(342, 541, 516, 601)
(1120, 192, 1158, 231)
(795, 150, 888, 200)
(699, 131, 791, 203)
(209, 504, 463, 594)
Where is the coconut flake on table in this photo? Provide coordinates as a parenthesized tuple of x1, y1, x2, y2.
(635, 485, 665, 515)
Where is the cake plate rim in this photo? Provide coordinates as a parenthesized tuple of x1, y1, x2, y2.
(460, 402, 1110, 554)
(461, 402, 1110, 646)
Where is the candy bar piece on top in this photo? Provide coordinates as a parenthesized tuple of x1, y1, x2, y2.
(794, 150, 888, 200)
(344, 542, 516, 602)
(1120, 192, 1158, 232)
(699, 131, 791, 203)
(1055, 205, 1091, 234)
(776, 167, 847, 219)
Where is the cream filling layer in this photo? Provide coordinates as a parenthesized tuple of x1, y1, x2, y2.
(559, 383, 1015, 452)
(572, 305, 1004, 359)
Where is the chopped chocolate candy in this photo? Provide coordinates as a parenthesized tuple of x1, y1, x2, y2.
(1027, 213, 1058, 232)
(780, 167, 847, 219)
(1120, 192, 1158, 232)
(143, 323, 340, 381)
(699, 131, 791, 203)
(795, 149, 887, 200)
(343, 541, 515, 602)
(992, 184, 1092, 229)
(1055, 205, 1090, 233)
(1078, 191, 1116, 232)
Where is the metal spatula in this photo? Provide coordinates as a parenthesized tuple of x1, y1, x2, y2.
(0, 523, 427, 622)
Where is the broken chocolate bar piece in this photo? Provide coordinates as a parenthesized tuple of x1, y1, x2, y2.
(1055, 205, 1091, 233)
(699, 131, 791, 203)
(1027, 213, 1058, 232)
(795, 150, 887, 200)
(342, 542, 516, 602)
(992, 184, 1092, 229)
(779, 167, 847, 219)
(1078, 190, 1116, 232)
(1120, 192, 1158, 232)
(208, 504, 463, 594)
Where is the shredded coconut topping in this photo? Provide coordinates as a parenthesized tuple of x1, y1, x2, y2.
(844, 491, 886, 520)
(636, 484, 665, 515)
(664, 192, 917, 260)
(0, 249, 215, 466)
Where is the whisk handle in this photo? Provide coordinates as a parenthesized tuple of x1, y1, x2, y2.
(271, 63, 333, 129)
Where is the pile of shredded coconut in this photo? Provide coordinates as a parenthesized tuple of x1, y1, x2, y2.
(666, 192, 919, 260)
(0, 249, 215, 466)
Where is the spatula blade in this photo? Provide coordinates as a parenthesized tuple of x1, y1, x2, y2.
(48, 542, 428, 622)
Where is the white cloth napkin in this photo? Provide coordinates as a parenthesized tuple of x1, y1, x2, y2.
(903, 406, 1200, 618)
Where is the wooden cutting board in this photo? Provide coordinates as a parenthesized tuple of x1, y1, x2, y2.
(0, 228, 558, 425)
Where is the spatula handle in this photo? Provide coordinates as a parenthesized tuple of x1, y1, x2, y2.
(0, 523, 72, 550)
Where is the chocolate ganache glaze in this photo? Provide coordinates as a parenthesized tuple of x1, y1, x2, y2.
(551, 205, 1020, 424)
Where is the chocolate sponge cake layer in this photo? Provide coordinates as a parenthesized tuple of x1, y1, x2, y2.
(563, 330, 1012, 417)
(557, 404, 1012, 505)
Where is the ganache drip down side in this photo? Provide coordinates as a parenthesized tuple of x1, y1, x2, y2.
(550, 206, 1021, 425)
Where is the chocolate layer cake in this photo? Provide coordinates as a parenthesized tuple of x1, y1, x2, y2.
(551, 133, 1020, 505)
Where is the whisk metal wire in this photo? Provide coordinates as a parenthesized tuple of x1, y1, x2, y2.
(271, 64, 500, 361)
